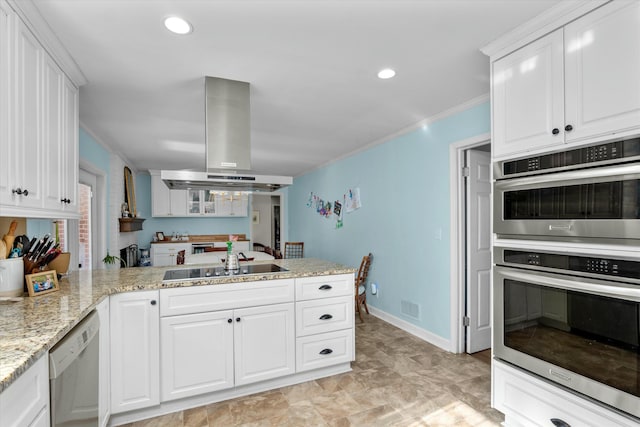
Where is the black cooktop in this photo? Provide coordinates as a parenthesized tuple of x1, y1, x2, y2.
(163, 263, 289, 282)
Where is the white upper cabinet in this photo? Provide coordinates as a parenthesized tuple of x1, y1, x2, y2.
(492, 29, 564, 158)
(491, 1, 640, 159)
(150, 172, 187, 217)
(0, 2, 80, 218)
(12, 17, 43, 209)
(0, 1, 12, 207)
(564, 1, 640, 144)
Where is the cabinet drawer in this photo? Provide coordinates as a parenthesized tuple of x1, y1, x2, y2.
(153, 244, 190, 255)
(493, 360, 638, 427)
(296, 296, 353, 337)
(295, 274, 353, 301)
(161, 279, 294, 316)
(296, 329, 353, 372)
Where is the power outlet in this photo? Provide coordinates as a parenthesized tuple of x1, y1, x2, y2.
(371, 283, 378, 297)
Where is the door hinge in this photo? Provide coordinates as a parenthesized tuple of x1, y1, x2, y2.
(463, 316, 470, 327)
(462, 166, 470, 177)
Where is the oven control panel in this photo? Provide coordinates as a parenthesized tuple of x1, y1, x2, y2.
(501, 137, 640, 177)
(502, 249, 639, 281)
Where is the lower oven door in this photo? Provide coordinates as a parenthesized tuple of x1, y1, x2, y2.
(494, 265, 640, 418)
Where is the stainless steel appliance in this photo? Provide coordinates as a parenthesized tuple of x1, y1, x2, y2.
(163, 263, 289, 282)
(493, 245, 640, 419)
(50, 311, 100, 427)
(494, 138, 640, 242)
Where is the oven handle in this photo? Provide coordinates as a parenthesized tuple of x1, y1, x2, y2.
(495, 266, 640, 302)
(494, 162, 640, 190)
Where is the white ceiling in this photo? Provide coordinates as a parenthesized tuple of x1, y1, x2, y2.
(32, 0, 561, 177)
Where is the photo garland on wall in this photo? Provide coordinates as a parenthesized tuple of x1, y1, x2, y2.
(305, 187, 362, 230)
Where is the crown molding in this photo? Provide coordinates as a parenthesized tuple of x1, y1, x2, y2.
(7, 0, 87, 86)
(481, 0, 609, 60)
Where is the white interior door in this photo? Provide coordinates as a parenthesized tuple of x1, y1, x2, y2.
(465, 149, 492, 353)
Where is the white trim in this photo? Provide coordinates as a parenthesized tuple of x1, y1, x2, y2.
(296, 94, 489, 179)
(6, 0, 87, 86)
(448, 133, 491, 354)
(79, 160, 108, 269)
(368, 306, 452, 353)
(480, 0, 608, 60)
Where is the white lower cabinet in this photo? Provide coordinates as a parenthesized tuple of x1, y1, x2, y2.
(151, 243, 190, 267)
(233, 303, 295, 386)
(160, 310, 235, 401)
(160, 287, 295, 402)
(294, 274, 355, 373)
(0, 354, 49, 427)
(493, 359, 638, 427)
(110, 290, 160, 414)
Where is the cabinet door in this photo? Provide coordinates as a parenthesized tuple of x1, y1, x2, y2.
(13, 19, 42, 208)
(564, 1, 640, 143)
(492, 29, 564, 159)
(0, 2, 13, 206)
(61, 77, 78, 213)
(110, 290, 159, 414)
(0, 354, 49, 427)
(169, 188, 187, 216)
(151, 173, 171, 216)
(42, 53, 64, 211)
(97, 298, 110, 427)
(160, 310, 234, 401)
(234, 302, 295, 386)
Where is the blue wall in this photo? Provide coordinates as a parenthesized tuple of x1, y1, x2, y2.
(288, 102, 490, 340)
(135, 174, 250, 249)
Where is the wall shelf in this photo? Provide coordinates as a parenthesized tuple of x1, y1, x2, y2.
(119, 218, 145, 232)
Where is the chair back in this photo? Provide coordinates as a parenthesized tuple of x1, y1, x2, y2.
(253, 242, 266, 252)
(177, 250, 185, 265)
(284, 242, 304, 259)
(356, 253, 372, 286)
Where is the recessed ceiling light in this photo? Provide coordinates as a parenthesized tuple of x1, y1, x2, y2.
(377, 68, 396, 79)
(164, 16, 192, 35)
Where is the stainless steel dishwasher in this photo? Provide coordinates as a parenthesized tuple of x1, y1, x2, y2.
(49, 310, 100, 427)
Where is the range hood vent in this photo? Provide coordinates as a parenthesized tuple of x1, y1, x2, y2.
(161, 170, 292, 192)
(162, 76, 292, 192)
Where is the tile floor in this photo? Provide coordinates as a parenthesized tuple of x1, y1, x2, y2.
(120, 315, 504, 426)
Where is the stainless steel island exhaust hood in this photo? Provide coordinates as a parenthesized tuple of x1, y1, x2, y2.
(162, 77, 292, 192)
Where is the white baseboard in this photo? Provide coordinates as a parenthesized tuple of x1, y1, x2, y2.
(368, 306, 454, 353)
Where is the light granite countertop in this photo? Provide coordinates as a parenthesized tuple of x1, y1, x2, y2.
(0, 258, 355, 393)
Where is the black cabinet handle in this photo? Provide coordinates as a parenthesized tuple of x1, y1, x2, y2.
(227, 318, 233, 323)
(236, 317, 241, 322)
(150, 300, 157, 305)
(319, 348, 333, 355)
(319, 284, 332, 290)
(552, 128, 560, 135)
(564, 124, 573, 132)
(550, 418, 571, 427)
(319, 314, 333, 320)
(12, 188, 28, 196)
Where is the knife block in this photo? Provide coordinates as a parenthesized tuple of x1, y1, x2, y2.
(47, 252, 70, 274)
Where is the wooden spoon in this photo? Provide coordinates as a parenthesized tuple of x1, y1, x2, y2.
(2, 220, 17, 258)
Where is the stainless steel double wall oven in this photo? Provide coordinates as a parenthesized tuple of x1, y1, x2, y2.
(493, 137, 640, 419)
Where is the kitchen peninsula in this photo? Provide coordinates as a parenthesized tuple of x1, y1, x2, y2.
(0, 258, 355, 426)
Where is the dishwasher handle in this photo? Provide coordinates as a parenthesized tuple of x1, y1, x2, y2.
(49, 311, 100, 379)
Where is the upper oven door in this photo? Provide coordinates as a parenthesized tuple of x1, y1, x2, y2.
(494, 163, 640, 240)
